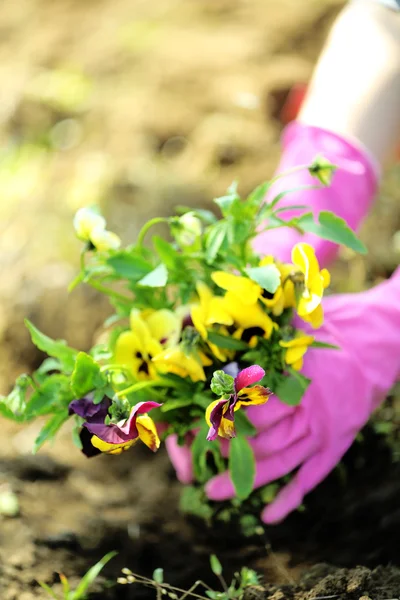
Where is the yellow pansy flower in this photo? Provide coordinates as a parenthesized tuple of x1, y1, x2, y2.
(152, 345, 212, 382)
(223, 291, 276, 339)
(211, 271, 261, 305)
(279, 332, 315, 371)
(258, 256, 294, 316)
(291, 243, 330, 328)
(73, 207, 121, 251)
(114, 309, 181, 380)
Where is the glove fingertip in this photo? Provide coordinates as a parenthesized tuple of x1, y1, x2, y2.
(165, 435, 194, 484)
(205, 474, 235, 500)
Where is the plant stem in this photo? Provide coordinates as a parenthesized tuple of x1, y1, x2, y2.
(137, 217, 170, 248)
(115, 378, 177, 398)
(87, 280, 133, 304)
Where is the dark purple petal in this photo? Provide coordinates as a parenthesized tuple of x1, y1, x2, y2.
(69, 396, 110, 422)
(206, 399, 231, 441)
(234, 365, 265, 392)
(222, 362, 240, 379)
(79, 428, 102, 458)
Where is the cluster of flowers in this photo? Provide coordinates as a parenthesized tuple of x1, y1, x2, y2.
(69, 206, 329, 457)
(2, 159, 359, 503)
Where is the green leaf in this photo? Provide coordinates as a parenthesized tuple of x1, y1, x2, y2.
(229, 436, 255, 500)
(246, 181, 270, 208)
(107, 252, 152, 280)
(138, 263, 168, 287)
(179, 486, 213, 521)
(192, 422, 212, 483)
(152, 236, 181, 269)
(234, 410, 257, 437)
(37, 581, 58, 599)
(25, 319, 78, 373)
(210, 370, 234, 396)
(276, 373, 310, 406)
(210, 555, 223, 576)
(71, 352, 107, 397)
(207, 331, 249, 350)
(205, 221, 228, 263)
(245, 264, 281, 294)
(33, 410, 70, 453)
(311, 340, 340, 350)
(175, 206, 217, 225)
(153, 568, 164, 584)
(0, 375, 32, 421)
(25, 375, 74, 419)
(297, 211, 367, 254)
(71, 551, 117, 600)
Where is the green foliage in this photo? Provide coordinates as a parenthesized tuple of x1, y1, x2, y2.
(39, 551, 117, 599)
(210, 371, 234, 396)
(138, 263, 168, 287)
(210, 555, 223, 576)
(207, 331, 248, 351)
(25, 319, 78, 373)
(296, 211, 367, 254)
(276, 372, 311, 406)
(71, 352, 107, 397)
(229, 436, 255, 500)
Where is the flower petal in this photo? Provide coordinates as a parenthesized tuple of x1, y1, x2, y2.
(91, 435, 137, 455)
(206, 399, 229, 441)
(234, 365, 265, 392)
(118, 401, 162, 436)
(237, 385, 272, 406)
(136, 414, 160, 452)
(291, 243, 320, 284)
(69, 397, 110, 421)
(211, 272, 261, 305)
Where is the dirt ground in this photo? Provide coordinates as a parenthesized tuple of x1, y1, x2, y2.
(1, 0, 400, 598)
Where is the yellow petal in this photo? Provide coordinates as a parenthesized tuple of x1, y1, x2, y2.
(237, 385, 271, 406)
(291, 358, 303, 371)
(301, 303, 324, 329)
(291, 243, 320, 284)
(205, 399, 227, 427)
(285, 345, 307, 366)
(145, 309, 181, 346)
(224, 292, 274, 336)
(211, 272, 261, 305)
(219, 416, 236, 439)
(114, 331, 142, 372)
(136, 414, 160, 452)
(191, 305, 207, 339)
(90, 227, 121, 251)
(321, 268, 331, 288)
(73, 208, 106, 241)
(206, 297, 234, 327)
(91, 436, 137, 455)
(279, 334, 314, 349)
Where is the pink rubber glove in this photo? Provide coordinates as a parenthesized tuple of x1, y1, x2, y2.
(205, 268, 400, 523)
(253, 122, 378, 266)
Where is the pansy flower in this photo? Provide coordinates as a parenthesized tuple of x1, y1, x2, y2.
(69, 396, 161, 457)
(114, 309, 181, 380)
(206, 365, 272, 441)
(152, 344, 212, 382)
(210, 272, 276, 340)
(279, 331, 314, 371)
(73, 207, 121, 251)
(290, 243, 330, 328)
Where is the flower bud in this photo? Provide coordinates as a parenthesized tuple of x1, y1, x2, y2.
(172, 212, 202, 249)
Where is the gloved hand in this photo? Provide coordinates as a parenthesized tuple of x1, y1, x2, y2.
(165, 122, 380, 512)
(167, 269, 400, 521)
(205, 268, 400, 522)
(253, 122, 378, 266)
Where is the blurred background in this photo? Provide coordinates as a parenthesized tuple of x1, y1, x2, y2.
(1, 1, 400, 597)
